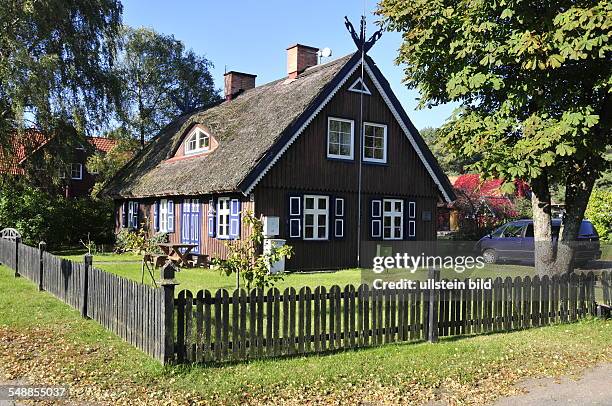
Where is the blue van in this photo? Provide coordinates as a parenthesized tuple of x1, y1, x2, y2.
(476, 219, 601, 265)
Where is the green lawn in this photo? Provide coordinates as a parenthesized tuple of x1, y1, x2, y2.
(1, 265, 610, 405)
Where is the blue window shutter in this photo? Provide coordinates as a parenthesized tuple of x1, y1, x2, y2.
(133, 202, 139, 229)
(334, 197, 345, 238)
(406, 200, 416, 240)
(153, 201, 160, 232)
(121, 202, 128, 228)
(371, 199, 382, 239)
(229, 199, 241, 239)
(207, 199, 216, 237)
(167, 200, 175, 232)
(288, 194, 301, 239)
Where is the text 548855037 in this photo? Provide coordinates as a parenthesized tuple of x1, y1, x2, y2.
(0, 385, 68, 400)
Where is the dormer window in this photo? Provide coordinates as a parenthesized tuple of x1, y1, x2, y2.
(185, 128, 210, 155)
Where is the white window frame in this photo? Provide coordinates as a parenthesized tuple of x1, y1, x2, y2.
(127, 201, 138, 229)
(303, 195, 329, 241)
(159, 199, 169, 232)
(383, 199, 403, 240)
(326, 117, 354, 160)
(363, 122, 388, 164)
(70, 163, 83, 180)
(185, 128, 210, 155)
(217, 197, 230, 238)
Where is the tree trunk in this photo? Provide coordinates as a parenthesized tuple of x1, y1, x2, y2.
(554, 163, 598, 274)
(531, 173, 556, 276)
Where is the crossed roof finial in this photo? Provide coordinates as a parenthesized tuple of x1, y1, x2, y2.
(344, 15, 383, 54)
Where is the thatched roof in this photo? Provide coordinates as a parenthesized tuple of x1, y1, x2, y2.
(103, 54, 355, 198)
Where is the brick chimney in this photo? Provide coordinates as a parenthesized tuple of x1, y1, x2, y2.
(287, 44, 319, 79)
(224, 71, 257, 100)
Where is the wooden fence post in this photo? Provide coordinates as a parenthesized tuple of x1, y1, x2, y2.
(160, 262, 179, 364)
(14, 236, 20, 278)
(38, 242, 46, 291)
(81, 253, 92, 318)
(427, 268, 440, 343)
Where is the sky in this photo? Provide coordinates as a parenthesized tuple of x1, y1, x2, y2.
(121, 0, 457, 130)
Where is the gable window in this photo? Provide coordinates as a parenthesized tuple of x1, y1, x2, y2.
(363, 123, 387, 163)
(383, 199, 403, 240)
(70, 163, 83, 180)
(327, 118, 354, 160)
(185, 128, 210, 155)
(217, 197, 230, 238)
(303, 195, 328, 240)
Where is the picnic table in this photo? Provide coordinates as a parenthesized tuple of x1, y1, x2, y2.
(157, 243, 198, 267)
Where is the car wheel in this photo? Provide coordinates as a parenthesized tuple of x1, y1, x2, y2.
(482, 249, 498, 264)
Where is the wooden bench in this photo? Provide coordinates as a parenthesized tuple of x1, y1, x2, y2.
(188, 253, 209, 268)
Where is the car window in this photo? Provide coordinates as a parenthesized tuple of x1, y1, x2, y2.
(491, 225, 506, 238)
(502, 224, 524, 238)
(525, 224, 534, 237)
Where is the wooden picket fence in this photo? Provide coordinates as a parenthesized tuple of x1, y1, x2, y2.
(1, 237, 611, 365)
(0, 238, 167, 363)
(172, 271, 612, 363)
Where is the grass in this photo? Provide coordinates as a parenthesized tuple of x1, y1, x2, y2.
(0, 264, 610, 405)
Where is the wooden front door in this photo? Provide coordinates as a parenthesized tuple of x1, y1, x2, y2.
(181, 199, 200, 253)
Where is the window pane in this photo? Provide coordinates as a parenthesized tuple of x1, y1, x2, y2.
(384, 201, 391, 212)
(330, 120, 339, 132)
(329, 143, 339, 155)
(305, 226, 314, 239)
(329, 131, 339, 144)
(339, 144, 351, 156)
(305, 214, 314, 226)
(305, 198, 314, 210)
(394, 201, 402, 212)
(318, 198, 326, 210)
(317, 214, 326, 227)
(317, 227, 326, 239)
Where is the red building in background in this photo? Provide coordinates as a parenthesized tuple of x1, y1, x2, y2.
(0, 130, 117, 198)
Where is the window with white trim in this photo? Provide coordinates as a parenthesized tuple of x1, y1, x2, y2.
(383, 199, 403, 240)
(363, 123, 387, 163)
(185, 128, 210, 155)
(303, 195, 328, 240)
(127, 201, 139, 229)
(217, 197, 230, 238)
(327, 118, 354, 160)
(70, 163, 83, 180)
(159, 199, 169, 232)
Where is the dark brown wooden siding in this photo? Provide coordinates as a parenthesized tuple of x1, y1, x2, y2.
(254, 69, 441, 270)
(114, 196, 253, 260)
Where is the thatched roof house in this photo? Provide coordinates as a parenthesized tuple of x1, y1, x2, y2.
(105, 44, 455, 271)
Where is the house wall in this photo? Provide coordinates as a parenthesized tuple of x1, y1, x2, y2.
(116, 196, 253, 260)
(254, 69, 440, 270)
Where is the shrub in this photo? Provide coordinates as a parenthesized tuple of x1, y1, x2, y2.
(585, 188, 612, 242)
(114, 228, 168, 254)
(0, 181, 114, 248)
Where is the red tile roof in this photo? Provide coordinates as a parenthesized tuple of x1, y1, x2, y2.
(87, 136, 118, 153)
(0, 131, 119, 175)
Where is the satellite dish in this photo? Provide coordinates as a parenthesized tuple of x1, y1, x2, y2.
(319, 47, 332, 58)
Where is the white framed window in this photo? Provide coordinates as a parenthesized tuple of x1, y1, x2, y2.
(383, 199, 403, 240)
(303, 195, 329, 240)
(363, 122, 387, 163)
(70, 163, 83, 180)
(217, 197, 230, 238)
(185, 128, 210, 155)
(127, 201, 139, 229)
(159, 199, 169, 232)
(327, 117, 354, 160)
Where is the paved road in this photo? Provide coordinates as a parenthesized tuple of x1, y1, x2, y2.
(494, 363, 612, 406)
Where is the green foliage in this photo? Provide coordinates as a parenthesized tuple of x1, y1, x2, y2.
(211, 211, 293, 291)
(585, 189, 612, 241)
(0, 181, 113, 248)
(511, 197, 533, 220)
(0, 0, 122, 148)
(420, 127, 478, 175)
(87, 138, 140, 198)
(113, 27, 221, 145)
(378, 0, 611, 193)
(114, 229, 168, 254)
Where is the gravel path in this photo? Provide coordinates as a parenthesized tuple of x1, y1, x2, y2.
(494, 363, 612, 405)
